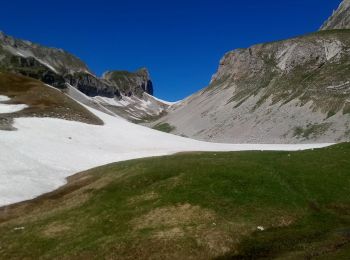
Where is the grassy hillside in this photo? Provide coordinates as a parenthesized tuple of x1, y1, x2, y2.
(0, 72, 103, 130)
(0, 144, 350, 259)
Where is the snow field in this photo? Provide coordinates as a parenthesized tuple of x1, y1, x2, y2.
(0, 94, 332, 206)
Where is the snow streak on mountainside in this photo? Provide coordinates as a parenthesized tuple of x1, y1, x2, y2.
(0, 84, 331, 207)
(66, 85, 169, 122)
(154, 30, 350, 143)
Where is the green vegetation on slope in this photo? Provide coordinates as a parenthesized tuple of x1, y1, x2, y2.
(152, 122, 176, 133)
(1, 144, 350, 259)
(293, 123, 331, 140)
(0, 72, 103, 130)
(209, 30, 350, 116)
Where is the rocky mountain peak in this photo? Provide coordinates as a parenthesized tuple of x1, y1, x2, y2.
(320, 0, 350, 30)
(210, 33, 346, 85)
(0, 31, 91, 75)
(136, 67, 149, 75)
(102, 68, 153, 97)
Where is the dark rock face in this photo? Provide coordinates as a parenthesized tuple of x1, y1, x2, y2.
(103, 68, 154, 97)
(4, 56, 66, 89)
(145, 79, 153, 95)
(65, 73, 120, 98)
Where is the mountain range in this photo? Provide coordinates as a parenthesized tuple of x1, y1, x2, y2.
(0, 32, 168, 121)
(150, 0, 350, 143)
(1, 0, 350, 144)
(1, 2, 349, 258)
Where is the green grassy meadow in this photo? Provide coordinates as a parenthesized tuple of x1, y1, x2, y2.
(0, 144, 350, 259)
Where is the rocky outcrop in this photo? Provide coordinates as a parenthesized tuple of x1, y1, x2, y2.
(155, 30, 350, 143)
(320, 0, 350, 30)
(210, 32, 346, 87)
(0, 31, 95, 91)
(2, 55, 66, 88)
(65, 73, 119, 98)
(0, 31, 90, 75)
(152, 2, 350, 143)
(0, 31, 167, 122)
(0, 31, 154, 99)
(103, 68, 153, 97)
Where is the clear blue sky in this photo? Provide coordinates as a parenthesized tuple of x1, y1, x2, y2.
(0, 0, 342, 101)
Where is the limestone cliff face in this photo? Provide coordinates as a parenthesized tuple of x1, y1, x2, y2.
(155, 30, 350, 143)
(320, 0, 350, 30)
(211, 32, 346, 89)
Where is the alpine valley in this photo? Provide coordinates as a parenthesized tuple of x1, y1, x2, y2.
(151, 0, 350, 143)
(0, 1, 350, 259)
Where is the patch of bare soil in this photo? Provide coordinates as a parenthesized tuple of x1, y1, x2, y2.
(131, 203, 237, 257)
(41, 222, 70, 238)
(132, 203, 216, 230)
(271, 215, 298, 228)
(128, 192, 159, 205)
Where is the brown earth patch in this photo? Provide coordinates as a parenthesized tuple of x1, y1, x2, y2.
(268, 214, 299, 229)
(132, 203, 216, 230)
(0, 72, 103, 130)
(153, 227, 185, 239)
(128, 192, 159, 205)
(131, 203, 240, 257)
(41, 222, 70, 238)
(154, 174, 183, 190)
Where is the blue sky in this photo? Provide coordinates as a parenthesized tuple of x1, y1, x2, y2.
(0, 0, 342, 101)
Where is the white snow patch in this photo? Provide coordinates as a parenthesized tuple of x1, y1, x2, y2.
(144, 93, 180, 106)
(2, 44, 58, 73)
(0, 103, 28, 114)
(0, 94, 333, 206)
(257, 226, 265, 231)
(35, 58, 59, 73)
(13, 227, 25, 231)
(93, 95, 137, 108)
(3, 45, 33, 58)
(128, 115, 141, 120)
(0, 95, 10, 102)
(93, 96, 125, 107)
(327, 81, 350, 90)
